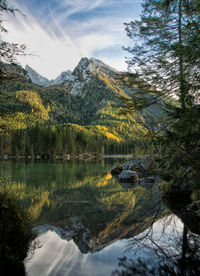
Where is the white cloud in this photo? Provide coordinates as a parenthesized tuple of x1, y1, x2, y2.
(75, 33, 117, 57)
(3, 12, 81, 79)
(2, 0, 139, 79)
(56, 0, 107, 17)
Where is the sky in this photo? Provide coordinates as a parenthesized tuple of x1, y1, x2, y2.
(3, 0, 142, 79)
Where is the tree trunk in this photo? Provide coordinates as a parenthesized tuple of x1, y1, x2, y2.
(178, 0, 186, 110)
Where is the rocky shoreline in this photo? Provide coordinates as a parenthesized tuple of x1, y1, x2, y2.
(0, 152, 102, 161)
(111, 156, 200, 234)
(111, 156, 156, 187)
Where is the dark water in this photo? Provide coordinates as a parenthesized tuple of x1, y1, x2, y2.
(0, 160, 199, 276)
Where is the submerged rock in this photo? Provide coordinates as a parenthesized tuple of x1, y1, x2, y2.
(111, 165, 123, 175)
(119, 170, 139, 183)
(140, 177, 155, 184)
(138, 177, 155, 189)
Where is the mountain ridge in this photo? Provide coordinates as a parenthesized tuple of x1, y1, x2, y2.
(25, 64, 74, 87)
(0, 57, 165, 148)
(25, 57, 120, 88)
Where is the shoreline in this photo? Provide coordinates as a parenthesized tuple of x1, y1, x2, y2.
(0, 153, 133, 161)
(103, 154, 132, 159)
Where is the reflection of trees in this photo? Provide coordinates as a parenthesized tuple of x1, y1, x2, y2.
(0, 190, 35, 275)
(112, 216, 200, 276)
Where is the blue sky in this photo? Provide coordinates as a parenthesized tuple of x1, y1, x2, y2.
(4, 0, 142, 79)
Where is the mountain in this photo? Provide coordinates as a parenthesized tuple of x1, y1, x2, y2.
(0, 57, 165, 145)
(25, 65, 75, 87)
(25, 65, 51, 87)
(22, 57, 136, 127)
(51, 70, 75, 85)
(25, 57, 119, 89)
(25, 58, 119, 88)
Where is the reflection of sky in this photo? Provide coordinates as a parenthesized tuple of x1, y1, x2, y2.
(26, 216, 183, 276)
(5, 0, 142, 78)
(26, 230, 123, 276)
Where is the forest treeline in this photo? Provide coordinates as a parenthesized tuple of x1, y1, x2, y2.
(0, 124, 139, 159)
(0, 82, 149, 158)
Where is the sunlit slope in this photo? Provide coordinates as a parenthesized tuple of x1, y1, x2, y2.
(0, 58, 166, 142)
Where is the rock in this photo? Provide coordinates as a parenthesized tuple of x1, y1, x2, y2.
(119, 170, 139, 183)
(122, 157, 154, 176)
(138, 177, 155, 189)
(111, 165, 123, 175)
(139, 177, 155, 184)
(111, 157, 155, 176)
(67, 154, 70, 160)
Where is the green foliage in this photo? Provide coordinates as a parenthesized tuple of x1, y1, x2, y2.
(0, 89, 49, 134)
(124, 0, 200, 106)
(16, 90, 49, 120)
(0, 123, 134, 158)
(159, 105, 200, 187)
(122, 0, 200, 191)
(0, 73, 151, 156)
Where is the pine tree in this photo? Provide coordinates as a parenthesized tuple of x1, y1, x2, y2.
(124, 0, 199, 106)
(122, 0, 200, 188)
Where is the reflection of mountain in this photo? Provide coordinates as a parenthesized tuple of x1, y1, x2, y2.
(0, 161, 168, 254)
(26, 229, 128, 276)
(33, 182, 167, 254)
(26, 215, 200, 276)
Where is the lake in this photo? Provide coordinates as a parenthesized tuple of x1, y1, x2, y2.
(0, 159, 199, 275)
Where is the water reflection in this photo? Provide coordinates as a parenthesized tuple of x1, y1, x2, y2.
(26, 214, 200, 276)
(26, 229, 124, 276)
(112, 215, 200, 276)
(1, 160, 199, 275)
(0, 160, 167, 255)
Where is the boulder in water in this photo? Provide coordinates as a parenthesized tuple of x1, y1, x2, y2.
(119, 170, 139, 183)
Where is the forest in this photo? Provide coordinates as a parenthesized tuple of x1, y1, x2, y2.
(0, 0, 200, 275)
(0, 124, 136, 159)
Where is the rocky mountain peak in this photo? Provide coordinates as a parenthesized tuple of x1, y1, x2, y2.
(73, 57, 118, 77)
(73, 57, 92, 81)
(25, 65, 75, 87)
(25, 57, 120, 93)
(70, 57, 119, 90)
(51, 70, 75, 85)
(25, 65, 50, 87)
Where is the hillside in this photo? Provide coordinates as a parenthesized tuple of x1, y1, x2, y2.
(1, 58, 146, 130)
(0, 57, 164, 156)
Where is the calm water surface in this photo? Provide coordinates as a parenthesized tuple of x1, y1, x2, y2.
(0, 160, 199, 276)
